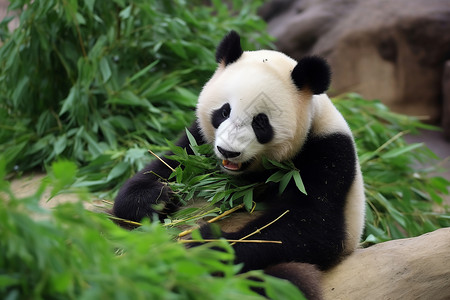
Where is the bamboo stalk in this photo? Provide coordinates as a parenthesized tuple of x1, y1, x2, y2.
(178, 203, 246, 238)
(164, 206, 220, 227)
(230, 210, 289, 245)
(108, 215, 143, 227)
(148, 149, 175, 172)
(179, 239, 282, 244)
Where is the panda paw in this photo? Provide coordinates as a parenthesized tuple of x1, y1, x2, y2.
(113, 179, 177, 223)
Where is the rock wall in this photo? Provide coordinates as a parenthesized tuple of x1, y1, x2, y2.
(260, 0, 450, 129)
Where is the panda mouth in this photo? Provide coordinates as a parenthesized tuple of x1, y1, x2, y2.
(222, 160, 242, 171)
(221, 159, 252, 172)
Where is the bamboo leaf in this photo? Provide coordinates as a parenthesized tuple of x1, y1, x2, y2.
(266, 171, 285, 184)
(381, 143, 424, 159)
(99, 57, 112, 83)
(243, 190, 253, 211)
(293, 171, 307, 195)
(279, 171, 294, 194)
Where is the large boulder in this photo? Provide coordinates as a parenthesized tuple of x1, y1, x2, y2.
(322, 228, 450, 299)
(261, 0, 450, 125)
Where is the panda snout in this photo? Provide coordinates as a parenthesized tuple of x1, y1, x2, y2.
(217, 146, 241, 159)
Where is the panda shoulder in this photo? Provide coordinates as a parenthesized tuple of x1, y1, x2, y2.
(310, 94, 352, 137)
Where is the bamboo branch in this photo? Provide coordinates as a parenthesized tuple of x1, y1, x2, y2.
(231, 210, 290, 245)
(178, 203, 246, 238)
(148, 149, 175, 172)
(179, 239, 282, 244)
(205, 203, 246, 224)
(164, 206, 220, 227)
(102, 199, 114, 205)
(108, 215, 142, 227)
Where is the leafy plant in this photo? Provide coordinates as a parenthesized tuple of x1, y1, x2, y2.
(0, 0, 273, 181)
(148, 130, 307, 230)
(334, 94, 450, 242)
(0, 160, 305, 299)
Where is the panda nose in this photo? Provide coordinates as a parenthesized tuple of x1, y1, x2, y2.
(217, 146, 241, 159)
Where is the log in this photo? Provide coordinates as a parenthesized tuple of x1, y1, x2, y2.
(322, 228, 450, 300)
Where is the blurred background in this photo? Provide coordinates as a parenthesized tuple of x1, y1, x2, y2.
(2, 0, 448, 171)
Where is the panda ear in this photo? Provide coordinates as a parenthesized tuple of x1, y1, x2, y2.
(216, 31, 243, 66)
(291, 56, 331, 95)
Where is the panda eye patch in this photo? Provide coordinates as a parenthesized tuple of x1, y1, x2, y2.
(211, 103, 231, 129)
(222, 107, 230, 118)
(252, 113, 273, 144)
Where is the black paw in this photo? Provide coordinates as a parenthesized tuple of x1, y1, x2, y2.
(113, 178, 176, 223)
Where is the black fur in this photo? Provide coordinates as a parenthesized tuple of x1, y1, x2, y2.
(265, 263, 323, 300)
(211, 102, 231, 129)
(113, 121, 205, 222)
(215, 30, 243, 66)
(251, 113, 273, 144)
(200, 132, 356, 272)
(291, 56, 331, 95)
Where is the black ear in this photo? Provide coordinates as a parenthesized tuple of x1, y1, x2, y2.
(216, 31, 243, 66)
(291, 56, 331, 94)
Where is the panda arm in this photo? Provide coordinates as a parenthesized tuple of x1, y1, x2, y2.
(202, 133, 357, 272)
(113, 120, 205, 222)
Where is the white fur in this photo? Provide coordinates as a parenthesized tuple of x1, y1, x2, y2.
(197, 50, 314, 170)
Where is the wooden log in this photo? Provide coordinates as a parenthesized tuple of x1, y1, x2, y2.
(322, 228, 450, 300)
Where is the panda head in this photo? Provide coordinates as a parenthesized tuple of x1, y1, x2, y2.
(196, 31, 331, 174)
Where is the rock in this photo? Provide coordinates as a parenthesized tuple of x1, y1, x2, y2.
(322, 228, 450, 300)
(263, 0, 450, 123)
(443, 61, 450, 140)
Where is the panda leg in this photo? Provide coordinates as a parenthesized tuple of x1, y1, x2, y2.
(264, 262, 323, 300)
(113, 120, 205, 223)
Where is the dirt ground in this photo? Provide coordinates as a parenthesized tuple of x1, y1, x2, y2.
(8, 173, 100, 210)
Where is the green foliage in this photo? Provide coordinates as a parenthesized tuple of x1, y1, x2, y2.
(334, 94, 450, 242)
(0, 0, 273, 178)
(159, 136, 306, 228)
(0, 160, 305, 299)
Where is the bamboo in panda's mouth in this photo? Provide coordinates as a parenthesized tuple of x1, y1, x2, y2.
(222, 160, 242, 171)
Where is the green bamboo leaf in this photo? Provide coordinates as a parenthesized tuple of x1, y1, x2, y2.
(279, 171, 294, 194)
(54, 135, 67, 156)
(381, 143, 423, 159)
(106, 161, 129, 181)
(99, 57, 112, 83)
(293, 171, 307, 195)
(243, 190, 253, 211)
(185, 128, 198, 156)
(266, 171, 285, 183)
(128, 60, 159, 83)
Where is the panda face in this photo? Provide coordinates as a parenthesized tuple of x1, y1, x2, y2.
(197, 50, 315, 174)
(210, 101, 274, 173)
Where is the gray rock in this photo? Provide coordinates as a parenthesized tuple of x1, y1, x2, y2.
(322, 228, 450, 300)
(265, 0, 450, 123)
(443, 61, 450, 140)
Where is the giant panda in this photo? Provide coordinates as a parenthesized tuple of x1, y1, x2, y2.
(113, 31, 365, 299)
